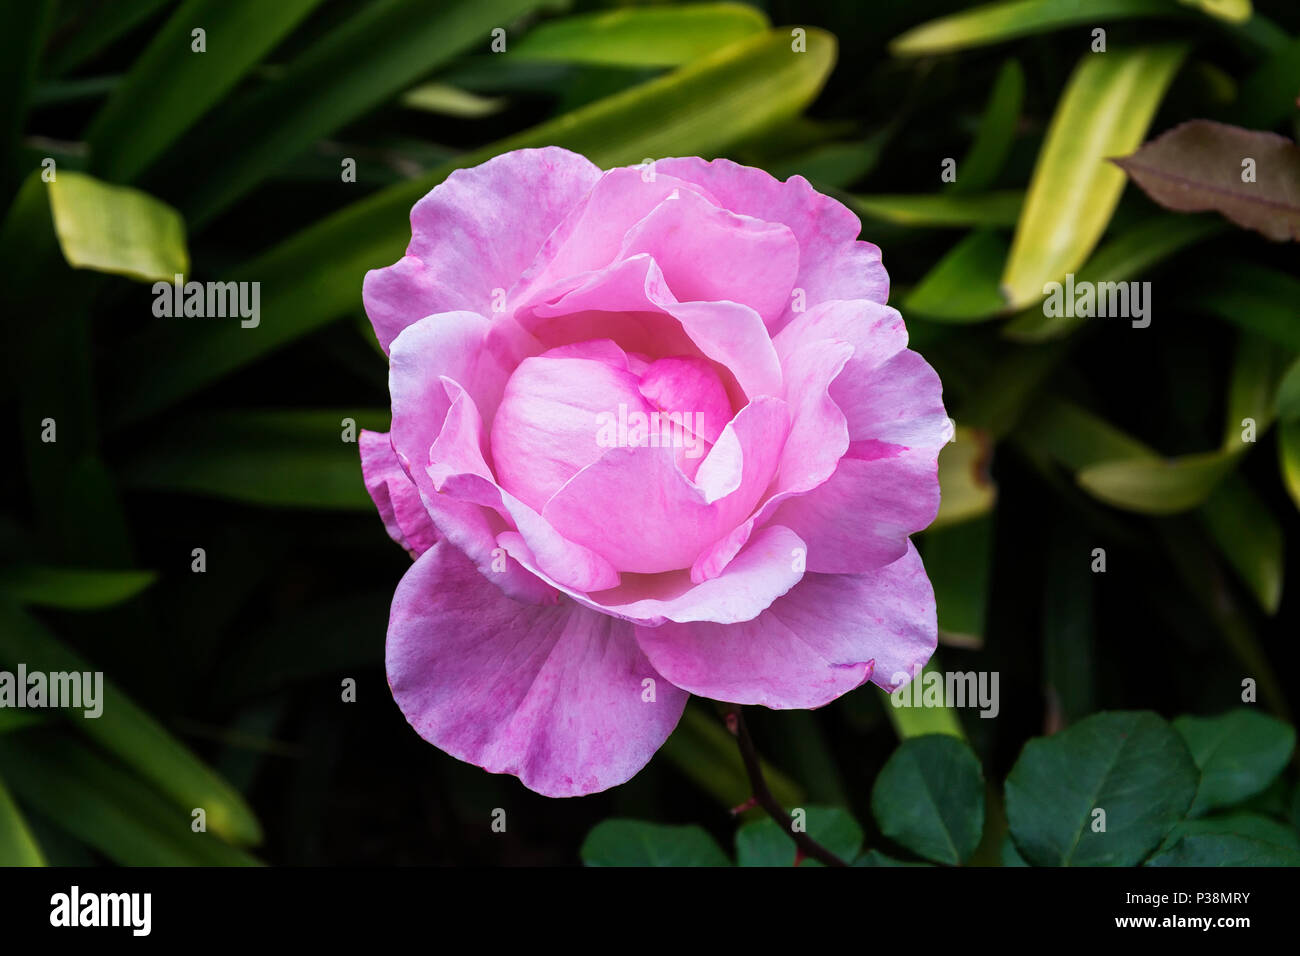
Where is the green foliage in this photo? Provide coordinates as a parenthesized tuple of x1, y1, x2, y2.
(871, 735, 986, 865)
(1005, 712, 1199, 866)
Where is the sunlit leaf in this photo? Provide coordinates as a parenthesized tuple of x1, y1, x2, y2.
(1001, 44, 1188, 310)
(891, 0, 1193, 57)
(884, 658, 967, 741)
(0, 731, 259, 866)
(1002, 213, 1225, 341)
(510, 4, 768, 67)
(933, 426, 995, 527)
(46, 171, 188, 282)
(399, 83, 506, 118)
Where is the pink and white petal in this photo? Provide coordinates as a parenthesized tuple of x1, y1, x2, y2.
(512, 167, 718, 304)
(595, 524, 805, 626)
(831, 347, 952, 450)
(359, 429, 438, 557)
(616, 187, 799, 323)
(387, 311, 525, 479)
(543, 398, 787, 575)
(388, 542, 686, 797)
(650, 157, 889, 329)
(426, 382, 621, 594)
(526, 254, 781, 399)
(498, 524, 805, 628)
(770, 448, 940, 574)
(636, 356, 732, 445)
(488, 350, 651, 513)
(634, 542, 936, 709)
(771, 339, 852, 496)
(774, 298, 908, 377)
(363, 147, 601, 351)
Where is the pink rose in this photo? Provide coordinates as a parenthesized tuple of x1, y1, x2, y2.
(361, 148, 950, 797)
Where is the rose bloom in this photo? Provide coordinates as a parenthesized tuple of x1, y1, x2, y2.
(360, 148, 950, 797)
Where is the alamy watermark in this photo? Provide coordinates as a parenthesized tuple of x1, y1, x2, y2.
(0, 664, 103, 718)
(595, 403, 707, 459)
(890, 665, 1000, 719)
(1042, 274, 1151, 328)
(152, 274, 260, 328)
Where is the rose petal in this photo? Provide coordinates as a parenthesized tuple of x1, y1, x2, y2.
(388, 542, 687, 797)
(635, 542, 936, 709)
(363, 147, 601, 351)
(358, 429, 438, 557)
(651, 157, 889, 331)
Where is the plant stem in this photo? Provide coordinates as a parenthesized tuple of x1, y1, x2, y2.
(725, 705, 849, 867)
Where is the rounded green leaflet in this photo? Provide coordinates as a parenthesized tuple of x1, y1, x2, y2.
(1146, 812, 1300, 867)
(735, 805, 863, 867)
(870, 734, 985, 865)
(1173, 710, 1296, 818)
(1005, 711, 1198, 866)
(581, 820, 731, 867)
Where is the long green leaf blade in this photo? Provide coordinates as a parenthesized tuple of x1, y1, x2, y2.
(1001, 44, 1189, 310)
(86, 0, 324, 182)
(0, 601, 262, 846)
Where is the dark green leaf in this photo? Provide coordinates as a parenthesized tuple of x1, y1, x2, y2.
(1173, 710, 1295, 817)
(1005, 711, 1198, 866)
(87, 0, 325, 182)
(871, 735, 985, 865)
(581, 819, 731, 866)
(735, 805, 863, 867)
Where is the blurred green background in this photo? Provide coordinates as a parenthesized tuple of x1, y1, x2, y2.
(2, 0, 1299, 866)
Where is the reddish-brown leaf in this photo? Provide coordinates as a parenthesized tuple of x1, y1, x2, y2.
(1112, 119, 1300, 241)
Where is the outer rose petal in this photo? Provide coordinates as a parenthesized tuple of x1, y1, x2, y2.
(634, 542, 937, 709)
(358, 429, 438, 557)
(387, 542, 687, 797)
(651, 157, 889, 330)
(363, 147, 601, 351)
(765, 299, 951, 573)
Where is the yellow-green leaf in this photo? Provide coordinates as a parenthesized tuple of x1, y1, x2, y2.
(1000, 44, 1189, 310)
(47, 171, 188, 282)
(933, 426, 996, 527)
(510, 3, 768, 67)
(892, 0, 1184, 57)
